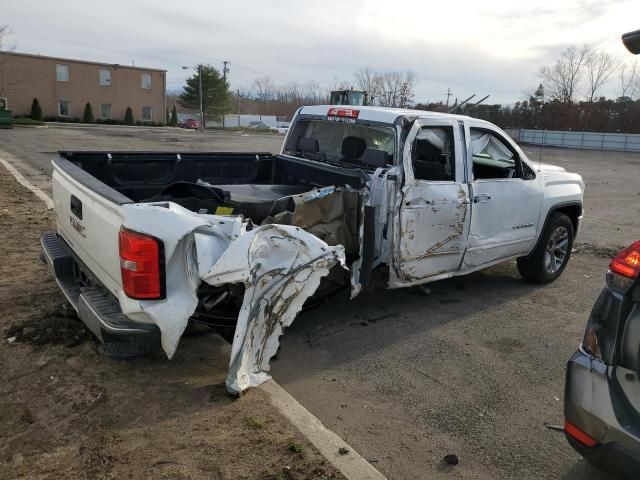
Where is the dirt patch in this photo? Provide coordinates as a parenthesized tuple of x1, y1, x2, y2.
(0, 165, 343, 479)
(573, 242, 621, 259)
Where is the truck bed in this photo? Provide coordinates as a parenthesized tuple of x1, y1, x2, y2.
(58, 151, 366, 202)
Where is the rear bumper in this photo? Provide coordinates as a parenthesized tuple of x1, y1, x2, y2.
(40, 232, 160, 345)
(564, 349, 640, 477)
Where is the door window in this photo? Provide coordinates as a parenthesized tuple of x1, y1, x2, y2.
(412, 127, 455, 181)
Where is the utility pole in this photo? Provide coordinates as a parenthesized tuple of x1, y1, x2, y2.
(445, 88, 452, 108)
(198, 65, 203, 132)
(222, 61, 230, 128)
(237, 89, 241, 127)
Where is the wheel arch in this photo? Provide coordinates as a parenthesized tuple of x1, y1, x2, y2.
(528, 201, 582, 256)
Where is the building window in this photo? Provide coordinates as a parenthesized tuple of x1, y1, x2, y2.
(99, 69, 111, 86)
(100, 104, 112, 119)
(141, 73, 151, 89)
(141, 73, 152, 89)
(58, 101, 70, 117)
(56, 64, 69, 82)
(142, 106, 152, 121)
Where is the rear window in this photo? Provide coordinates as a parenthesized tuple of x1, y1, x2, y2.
(285, 119, 395, 168)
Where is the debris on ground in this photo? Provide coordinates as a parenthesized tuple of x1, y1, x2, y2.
(544, 423, 565, 432)
(5, 304, 91, 347)
(444, 454, 459, 466)
(338, 447, 349, 455)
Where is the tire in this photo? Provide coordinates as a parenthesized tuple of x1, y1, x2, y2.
(517, 212, 574, 284)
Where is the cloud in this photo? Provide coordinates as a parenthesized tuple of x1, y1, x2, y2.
(4, 0, 639, 104)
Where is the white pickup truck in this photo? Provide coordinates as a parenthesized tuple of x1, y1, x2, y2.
(41, 106, 584, 394)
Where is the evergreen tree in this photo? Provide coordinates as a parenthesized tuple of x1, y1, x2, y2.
(179, 64, 231, 119)
(30, 98, 42, 121)
(82, 102, 94, 123)
(124, 107, 134, 125)
(169, 104, 178, 127)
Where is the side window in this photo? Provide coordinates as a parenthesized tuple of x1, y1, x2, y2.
(412, 127, 455, 181)
(470, 129, 520, 180)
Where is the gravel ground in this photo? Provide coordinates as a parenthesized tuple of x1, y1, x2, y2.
(1, 124, 638, 479)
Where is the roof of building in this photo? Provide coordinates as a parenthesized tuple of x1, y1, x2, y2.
(0, 50, 166, 72)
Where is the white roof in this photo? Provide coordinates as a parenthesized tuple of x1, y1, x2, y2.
(298, 105, 489, 125)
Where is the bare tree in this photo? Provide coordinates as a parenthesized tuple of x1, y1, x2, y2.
(539, 45, 590, 103)
(398, 71, 416, 108)
(377, 70, 416, 108)
(354, 67, 383, 103)
(584, 50, 617, 102)
(618, 59, 639, 100)
(330, 75, 350, 91)
(253, 76, 276, 116)
(0, 24, 16, 98)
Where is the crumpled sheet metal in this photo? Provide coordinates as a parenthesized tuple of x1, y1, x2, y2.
(202, 224, 345, 395)
(117, 202, 243, 358)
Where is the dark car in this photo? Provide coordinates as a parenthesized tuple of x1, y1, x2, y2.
(564, 240, 640, 478)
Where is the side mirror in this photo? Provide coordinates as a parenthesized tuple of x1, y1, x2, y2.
(622, 29, 640, 55)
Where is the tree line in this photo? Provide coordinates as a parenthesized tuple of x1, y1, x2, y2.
(177, 65, 417, 120)
(176, 45, 640, 132)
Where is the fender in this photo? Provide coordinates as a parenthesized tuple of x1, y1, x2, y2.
(526, 201, 583, 256)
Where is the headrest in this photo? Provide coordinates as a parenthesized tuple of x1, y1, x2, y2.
(362, 148, 391, 167)
(298, 137, 319, 152)
(341, 136, 367, 159)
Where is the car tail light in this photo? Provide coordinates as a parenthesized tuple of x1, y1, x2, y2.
(607, 240, 640, 293)
(609, 241, 640, 279)
(564, 421, 598, 447)
(119, 227, 165, 300)
(327, 107, 359, 119)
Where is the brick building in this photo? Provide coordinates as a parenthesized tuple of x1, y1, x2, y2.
(0, 51, 166, 123)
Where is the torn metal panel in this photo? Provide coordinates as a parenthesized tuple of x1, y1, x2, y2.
(116, 202, 244, 358)
(201, 224, 345, 395)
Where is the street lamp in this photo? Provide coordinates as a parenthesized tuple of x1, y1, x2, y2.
(182, 65, 204, 132)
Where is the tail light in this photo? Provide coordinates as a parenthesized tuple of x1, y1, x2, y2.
(119, 227, 165, 300)
(564, 421, 598, 447)
(327, 108, 359, 119)
(607, 240, 640, 293)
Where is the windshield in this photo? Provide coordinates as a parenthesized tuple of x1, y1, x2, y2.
(284, 119, 395, 168)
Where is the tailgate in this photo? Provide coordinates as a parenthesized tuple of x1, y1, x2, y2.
(52, 156, 130, 296)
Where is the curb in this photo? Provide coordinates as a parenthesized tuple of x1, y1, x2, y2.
(0, 156, 53, 209)
(261, 380, 387, 480)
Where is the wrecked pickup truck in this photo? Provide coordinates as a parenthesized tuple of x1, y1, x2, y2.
(41, 106, 584, 394)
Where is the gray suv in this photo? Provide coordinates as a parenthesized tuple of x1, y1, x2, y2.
(564, 240, 640, 477)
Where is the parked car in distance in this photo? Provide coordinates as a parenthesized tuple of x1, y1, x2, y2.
(179, 119, 199, 130)
(564, 240, 640, 477)
(248, 121, 269, 129)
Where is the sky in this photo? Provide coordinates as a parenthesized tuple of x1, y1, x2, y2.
(3, 0, 640, 104)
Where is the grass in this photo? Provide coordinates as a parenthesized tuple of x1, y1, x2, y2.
(245, 416, 264, 429)
(287, 440, 304, 454)
(12, 117, 44, 126)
